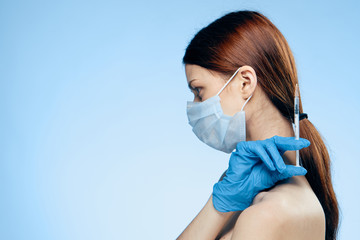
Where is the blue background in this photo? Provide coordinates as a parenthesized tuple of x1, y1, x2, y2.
(1, 0, 359, 239)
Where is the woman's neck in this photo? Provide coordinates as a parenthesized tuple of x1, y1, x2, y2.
(241, 92, 316, 205)
(245, 95, 312, 192)
(245, 96, 296, 166)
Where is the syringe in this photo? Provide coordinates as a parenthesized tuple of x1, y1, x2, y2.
(294, 84, 300, 166)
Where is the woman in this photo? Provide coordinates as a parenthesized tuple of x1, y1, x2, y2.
(177, 10, 339, 240)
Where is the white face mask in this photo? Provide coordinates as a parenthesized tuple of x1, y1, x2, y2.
(186, 67, 252, 153)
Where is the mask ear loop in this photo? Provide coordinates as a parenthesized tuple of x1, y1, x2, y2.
(241, 94, 252, 111)
(216, 67, 242, 96)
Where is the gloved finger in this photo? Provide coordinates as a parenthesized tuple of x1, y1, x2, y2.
(275, 165, 307, 182)
(235, 141, 247, 152)
(250, 144, 276, 171)
(265, 143, 286, 173)
(273, 136, 310, 154)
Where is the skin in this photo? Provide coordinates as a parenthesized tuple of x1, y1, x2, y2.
(177, 64, 326, 240)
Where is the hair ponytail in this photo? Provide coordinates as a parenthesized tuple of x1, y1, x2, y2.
(299, 119, 340, 240)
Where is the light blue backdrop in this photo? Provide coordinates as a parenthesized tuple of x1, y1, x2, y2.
(1, 0, 359, 239)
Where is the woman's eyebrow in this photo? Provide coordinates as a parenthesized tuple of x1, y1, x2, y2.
(187, 79, 197, 90)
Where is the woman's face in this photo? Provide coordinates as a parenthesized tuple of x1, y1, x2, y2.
(185, 64, 251, 116)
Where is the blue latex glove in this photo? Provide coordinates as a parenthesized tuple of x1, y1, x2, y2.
(212, 135, 310, 212)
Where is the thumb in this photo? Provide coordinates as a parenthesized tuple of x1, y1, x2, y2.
(275, 165, 307, 182)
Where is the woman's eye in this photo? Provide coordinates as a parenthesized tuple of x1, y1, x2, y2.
(190, 85, 202, 100)
(194, 88, 202, 100)
(194, 87, 202, 97)
(190, 86, 200, 94)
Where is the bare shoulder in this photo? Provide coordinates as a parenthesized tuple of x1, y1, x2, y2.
(230, 189, 326, 240)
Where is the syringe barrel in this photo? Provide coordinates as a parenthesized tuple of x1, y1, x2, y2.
(294, 97, 299, 140)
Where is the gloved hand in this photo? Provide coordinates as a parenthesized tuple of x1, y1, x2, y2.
(212, 135, 310, 212)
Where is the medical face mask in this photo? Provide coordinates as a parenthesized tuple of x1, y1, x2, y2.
(186, 67, 252, 153)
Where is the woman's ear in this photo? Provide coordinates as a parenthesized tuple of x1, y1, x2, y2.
(237, 65, 257, 99)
